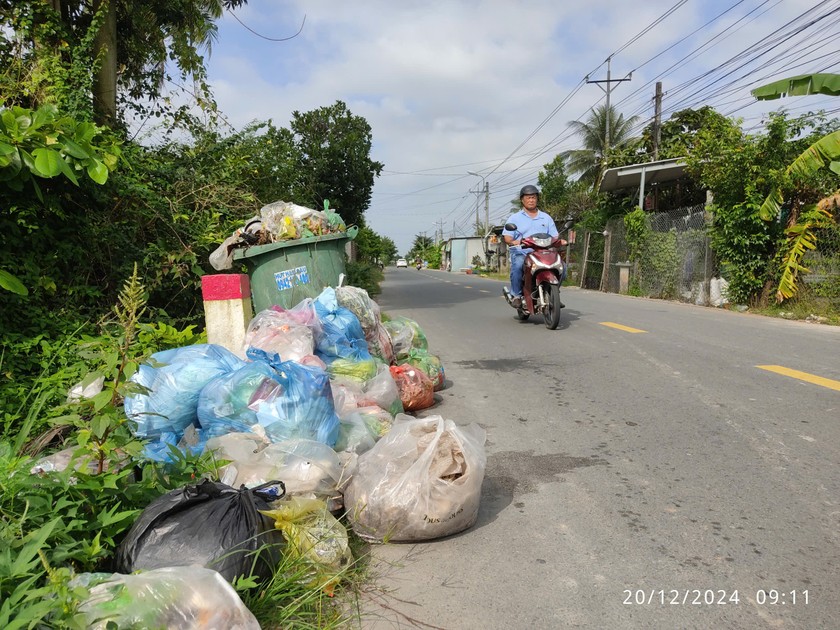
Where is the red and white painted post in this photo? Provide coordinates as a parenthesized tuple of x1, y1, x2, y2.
(201, 274, 253, 358)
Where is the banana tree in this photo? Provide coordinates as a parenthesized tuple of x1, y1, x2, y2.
(751, 74, 840, 302)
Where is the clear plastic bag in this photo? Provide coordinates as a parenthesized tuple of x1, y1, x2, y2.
(335, 285, 380, 333)
(345, 414, 487, 542)
(124, 344, 245, 438)
(383, 316, 428, 359)
(207, 435, 343, 497)
(262, 496, 352, 594)
(73, 566, 260, 630)
(243, 309, 315, 361)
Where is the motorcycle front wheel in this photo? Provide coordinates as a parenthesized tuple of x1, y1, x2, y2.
(543, 283, 562, 329)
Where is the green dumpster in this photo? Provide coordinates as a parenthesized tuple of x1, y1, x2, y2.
(233, 228, 358, 312)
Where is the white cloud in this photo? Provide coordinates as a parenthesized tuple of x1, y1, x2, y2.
(201, 0, 837, 252)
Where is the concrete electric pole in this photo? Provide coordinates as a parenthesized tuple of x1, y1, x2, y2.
(586, 56, 632, 161)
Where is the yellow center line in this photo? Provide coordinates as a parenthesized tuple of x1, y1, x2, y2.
(756, 365, 840, 392)
(464, 286, 472, 289)
(479, 289, 490, 293)
(600, 322, 647, 334)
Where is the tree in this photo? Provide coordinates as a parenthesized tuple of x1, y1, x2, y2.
(640, 106, 732, 160)
(751, 73, 840, 302)
(537, 154, 570, 210)
(2, 1, 249, 125)
(289, 101, 384, 228)
(684, 110, 838, 305)
(561, 104, 640, 188)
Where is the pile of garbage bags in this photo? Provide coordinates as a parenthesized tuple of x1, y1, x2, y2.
(210, 200, 349, 271)
(48, 284, 486, 625)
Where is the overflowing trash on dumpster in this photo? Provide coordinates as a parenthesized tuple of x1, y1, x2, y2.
(53, 277, 486, 627)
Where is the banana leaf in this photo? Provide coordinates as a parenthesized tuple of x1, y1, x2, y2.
(751, 73, 840, 101)
(758, 130, 840, 220)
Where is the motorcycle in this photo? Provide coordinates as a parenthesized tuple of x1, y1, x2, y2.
(416, 261, 422, 270)
(502, 219, 573, 330)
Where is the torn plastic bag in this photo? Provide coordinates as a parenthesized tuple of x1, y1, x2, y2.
(344, 414, 487, 542)
(123, 344, 244, 438)
(73, 566, 260, 630)
(116, 479, 286, 583)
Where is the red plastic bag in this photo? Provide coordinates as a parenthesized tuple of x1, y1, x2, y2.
(389, 364, 434, 411)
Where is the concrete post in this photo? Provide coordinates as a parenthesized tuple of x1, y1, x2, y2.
(201, 274, 253, 359)
(616, 261, 632, 294)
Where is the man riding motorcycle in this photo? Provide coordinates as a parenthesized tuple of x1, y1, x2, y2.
(502, 185, 563, 308)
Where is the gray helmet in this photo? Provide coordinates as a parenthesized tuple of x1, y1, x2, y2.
(520, 185, 540, 199)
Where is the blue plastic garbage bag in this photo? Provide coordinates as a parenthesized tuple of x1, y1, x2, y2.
(313, 288, 372, 363)
(142, 428, 208, 462)
(124, 344, 245, 439)
(197, 359, 283, 438)
(250, 350, 340, 446)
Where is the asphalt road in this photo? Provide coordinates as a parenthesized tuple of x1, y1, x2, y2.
(356, 267, 840, 630)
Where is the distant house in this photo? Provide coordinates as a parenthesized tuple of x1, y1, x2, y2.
(442, 237, 486, 272)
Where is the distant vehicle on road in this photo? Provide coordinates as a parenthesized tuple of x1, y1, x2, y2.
(396, 258, 408, 268)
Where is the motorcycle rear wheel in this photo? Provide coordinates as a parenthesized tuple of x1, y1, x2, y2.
(543, 283, 562, 329)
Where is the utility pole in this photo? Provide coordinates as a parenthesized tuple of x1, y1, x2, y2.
(483, 182, 489, 231)
(586, 56, 632, 161)
(652, 81, 663, 161)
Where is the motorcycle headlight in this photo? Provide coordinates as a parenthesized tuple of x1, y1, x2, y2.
(531, 236, 553, 248)
(528, 255, 564, 271)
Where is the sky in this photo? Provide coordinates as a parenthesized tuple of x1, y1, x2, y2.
(192, 0, 840, 254)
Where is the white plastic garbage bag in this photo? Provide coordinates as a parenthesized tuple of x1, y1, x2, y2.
(344, 414, 486, 542)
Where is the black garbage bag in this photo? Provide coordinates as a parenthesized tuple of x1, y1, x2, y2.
(116, 479, 285, 583)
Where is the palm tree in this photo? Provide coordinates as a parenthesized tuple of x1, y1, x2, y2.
(560, 104, 639, 188)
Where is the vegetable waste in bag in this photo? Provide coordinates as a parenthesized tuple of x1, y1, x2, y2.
(116, 479, 285, 583)
(344, 414, 487, 542)
(262, 496, 352, 595)
(124, 344, 244, 438)
(399, 348, 445, 391)
(383, 316, 428, 360)
(389, 364, 435, 411)
(72, 566, 260, 630)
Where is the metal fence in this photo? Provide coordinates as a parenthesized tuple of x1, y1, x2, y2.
(572, 204, 840, 309)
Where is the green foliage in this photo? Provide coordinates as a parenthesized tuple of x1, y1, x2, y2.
(776, 204, 834, 302)
(290, 101, 384, 228)
(345, 262, 384, 297)
(623, 207, 649, 264)
(0, 267, 223, 628)
(0, 104, 121, 195)
(561, 104, 641, 186)
(537, 154, 570, 208)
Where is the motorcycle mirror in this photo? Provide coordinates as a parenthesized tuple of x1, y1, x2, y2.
(563, 219, 574, 229)
(504, 223, 517, 231)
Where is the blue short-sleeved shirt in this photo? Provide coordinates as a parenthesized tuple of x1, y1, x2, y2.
(502, 209, 558, 253)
